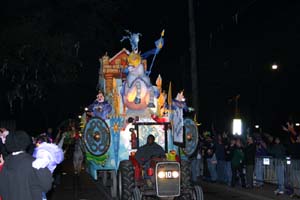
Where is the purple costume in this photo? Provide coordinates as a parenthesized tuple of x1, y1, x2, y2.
(32, 142, 64, 173)
(88, 100, 112, 120)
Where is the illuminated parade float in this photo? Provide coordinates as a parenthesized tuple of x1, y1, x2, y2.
(80, 30, 203, 199)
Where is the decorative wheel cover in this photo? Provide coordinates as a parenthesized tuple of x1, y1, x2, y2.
(83, 117, 110, 156)
(183, 118, 199, 157)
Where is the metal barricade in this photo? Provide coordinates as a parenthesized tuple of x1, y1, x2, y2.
(258, 157, 277, 184)
(290, 159, 300, 195)
(255, 157, 300, 194)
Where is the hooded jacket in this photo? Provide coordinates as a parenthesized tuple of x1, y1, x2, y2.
(0, 131, 53, 200)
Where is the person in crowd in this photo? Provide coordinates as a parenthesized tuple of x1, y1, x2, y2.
(0, 128, 9, 144)
(288, 134, 300, 159)
(244, 135, 256, 188)
(231, 138, 246, 188)
(59, 125, 77, 160)
(45, 128, 54, 142)
(0, 154, 3, 200)
(282, 122, 298, 144)
(0, 128, 9, 159)
(224, 136, 234, 186)
(190, 137, 202, 183)
(0, 154, 3, 172)
(0, 130, 53, 200)
(201, 132, 209, 181)
(52, 129, 67, 187)
(215, 134, 226, 183)
(204, 135, 218, 182)
(268, 137, 286, 195)
(32, 133, 64, 173)
(73, 133, 84, 175)
(32, 133, 64, 200)
(254, 135, 268, 187)
(289, 135, 300, 197)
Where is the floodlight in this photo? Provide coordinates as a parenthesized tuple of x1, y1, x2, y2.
(233, 118, 242, 135)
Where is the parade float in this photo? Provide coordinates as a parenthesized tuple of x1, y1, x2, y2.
(80, 30, 203, 199)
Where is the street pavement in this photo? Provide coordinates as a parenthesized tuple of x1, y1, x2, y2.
(48, 158, 111, 200)
(199, 180, 296, 200)
(48, 159, 297, 200)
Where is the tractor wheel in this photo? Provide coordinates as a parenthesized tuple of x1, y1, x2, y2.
(131, 187, 142, 200)
(181, 160, 191, 188)
(191, 185, 204, 200)
(175, 185, 203, 200)
(101, 171, 108, 187)
(118, 160, 135, 200)
(111, 170, 117, 198)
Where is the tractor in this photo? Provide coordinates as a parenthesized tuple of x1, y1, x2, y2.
(80, 30, 204, 200)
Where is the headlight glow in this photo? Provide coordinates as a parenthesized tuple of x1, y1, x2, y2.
(172, 171, 179, 178)
(158, 171, 166, 179)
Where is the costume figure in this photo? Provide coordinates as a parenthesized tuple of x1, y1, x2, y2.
(32, 134, 64, 173)
(171, 91, 194, 112)
(32, 134, 64, 200)
(88, 91, 112, 120)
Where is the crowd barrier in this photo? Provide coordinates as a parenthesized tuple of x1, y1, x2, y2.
(255, 157, 300, 193)
(195, 156, 300, 194)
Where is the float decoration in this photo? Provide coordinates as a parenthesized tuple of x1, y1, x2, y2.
(120, 30, 142, 53)
(119, 30, 164, 111)
(81, 30, 200, 187)
(83, 117, 110, 156)
(86, 152, 108, 166)
(182, 118, 199, 157)
(141, 30, 165, 76)
(109, 116, 124, 167)
(170, 90, 195, 146)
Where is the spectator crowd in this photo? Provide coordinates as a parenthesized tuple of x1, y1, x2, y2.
(0, 124, 83, 200)
(190, 122, 300, 197)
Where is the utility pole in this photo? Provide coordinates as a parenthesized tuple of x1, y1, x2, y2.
(188, 0, 199, 114)
(234, 94, 240, 118)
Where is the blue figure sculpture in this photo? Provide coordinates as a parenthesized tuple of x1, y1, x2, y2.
(120, 30, 142, 53)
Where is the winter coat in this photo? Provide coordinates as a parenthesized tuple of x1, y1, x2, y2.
(231, 147, 244, 168)
(135, 142, 165, 165)
(268, 143, 286, 160)
(244, 143, 256, 165)
(0, 152, 53, 200)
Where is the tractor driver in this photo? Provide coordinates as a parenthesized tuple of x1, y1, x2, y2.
(135, 134, 165, 166)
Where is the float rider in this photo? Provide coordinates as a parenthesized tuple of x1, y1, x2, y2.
(88, 90, 112, 120)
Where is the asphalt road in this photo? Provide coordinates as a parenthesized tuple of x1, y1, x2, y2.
(200, 180, 292, 200)
(48, 158, 294, 200)
(48, 158, 112, 200)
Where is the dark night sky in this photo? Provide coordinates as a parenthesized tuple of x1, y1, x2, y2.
(1, 0, 300, 135)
